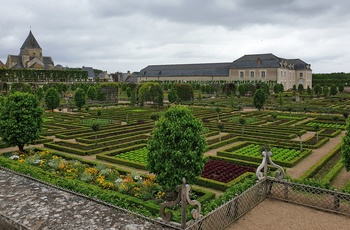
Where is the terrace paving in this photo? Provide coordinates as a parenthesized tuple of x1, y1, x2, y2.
(0, 169, 168, 230)
(226, 198, 350, 230)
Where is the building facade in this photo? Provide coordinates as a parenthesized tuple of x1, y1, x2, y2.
(6, 31, 54, 70)
(139, 53, 312, 90)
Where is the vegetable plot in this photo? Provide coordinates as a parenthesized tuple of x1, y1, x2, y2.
(115, 147, 148, 164)
(201, 159, 255, 183)
(232, 144, 301, 162)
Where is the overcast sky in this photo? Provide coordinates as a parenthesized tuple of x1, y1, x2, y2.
(1, 0, 349, 73)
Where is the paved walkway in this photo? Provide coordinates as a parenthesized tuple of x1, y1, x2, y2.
(0, 169, 168, 230)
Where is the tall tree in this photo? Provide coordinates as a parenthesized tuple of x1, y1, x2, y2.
(239, 117, 246, 134)
(298, 84, 304, 95)
(167, 87, 178, 103)
(0, 92, 43, 152)
(330, 84, 338, 96)
(87, 86, 98, 100)
(74, 88, 86, 110)
(147, 106, 207, 190)
(253, 89, 266, 110)
(45, 87, 60, 111)
(313, 84, 322, 96)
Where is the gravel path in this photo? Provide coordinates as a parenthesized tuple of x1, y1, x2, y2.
(226, 198, 350, 230)
(287, 131, 345, 179)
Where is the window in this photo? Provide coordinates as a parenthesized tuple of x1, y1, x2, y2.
(261, 71, 266, 78)
(281, 71, 283, 77)
(250, 71, 255, 78)
(300, 73, 303, 78)
(239, 71, 244, 78)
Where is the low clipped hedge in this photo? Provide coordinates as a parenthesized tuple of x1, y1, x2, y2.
(196, 172, 255, 191)
(45, 139, 148, 155)
(299, 143, 343, 180)
(217, 148, 312, 168)
(323, 160, 344, 183)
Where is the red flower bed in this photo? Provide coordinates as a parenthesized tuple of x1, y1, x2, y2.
(201, 159, 255, 183)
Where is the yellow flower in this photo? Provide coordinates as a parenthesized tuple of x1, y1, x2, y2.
(18, 159, 25, 163)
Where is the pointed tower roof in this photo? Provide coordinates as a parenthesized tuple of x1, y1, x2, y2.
(20, 31, 41, 52)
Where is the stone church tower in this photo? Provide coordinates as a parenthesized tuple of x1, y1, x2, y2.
(6, 31, 54, 69)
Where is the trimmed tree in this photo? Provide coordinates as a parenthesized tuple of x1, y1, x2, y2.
(147, 106, 207, 190)
(313, 84, 322, 96)
(45, 87, 60, 111)
(239, 117, 246, 134)
(167, 87, 178, 103)
(342, 117, 350, 171)
(0, 92, 43, 152)
(253, 89, 266, 111)
(74, 88, 86, 110)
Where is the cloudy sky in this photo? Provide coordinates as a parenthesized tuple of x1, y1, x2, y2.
(1, 0, 349, 73)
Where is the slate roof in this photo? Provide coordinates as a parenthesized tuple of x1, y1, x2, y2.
(82, 66, 96, 78)
(139, 53, 311, 77)
(230, 53, 310, 70)
(20, 31, 42, 52)
(230, 53, 283, 69)
(140, 62, 231, 77)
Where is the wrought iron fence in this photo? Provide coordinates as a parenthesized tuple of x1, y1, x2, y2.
(185, 179, 267, 230)
(266, 178, 350, 216)
(175, 177, 350, 230)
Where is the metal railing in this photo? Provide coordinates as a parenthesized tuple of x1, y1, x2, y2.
(267, 178, 350, 216)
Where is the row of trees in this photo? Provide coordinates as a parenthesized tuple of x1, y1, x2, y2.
(0, 69, 88, 82)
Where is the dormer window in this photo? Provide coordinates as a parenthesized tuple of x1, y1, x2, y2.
(257, 57, 261, 65)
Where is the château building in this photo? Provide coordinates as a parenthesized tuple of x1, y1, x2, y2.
(6, 31, 54, 70)
(139, 53, 312, 90)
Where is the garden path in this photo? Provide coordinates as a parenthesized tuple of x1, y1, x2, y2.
(287, 131, 345, 181)
(332, 168, 350, 188)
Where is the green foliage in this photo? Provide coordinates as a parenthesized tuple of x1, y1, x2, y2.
(238, 84, 246, 97)
(138, 82, 163, 106)
(322, 86, 329, 96)
(273, 84, 281, 94)
(330, 84, 338, 96)
(126, 87, 132, 98)
(87, 86, 98, 100)
(167, 87, 178, 103)
(297, 84, 304, 94)
(45, 87, 60, 111)
(313, 84, 322, 96)
(10, 83, 32, 94)
(307, 85, 312, 96)
(0, 92, 43, 151)
(253, 89, 266, 110)
(147, 106, 207, 190)
(74, 88, 86, 110)
(173, 83, 194, 101)
(36, 87, 45, 101)
(130, 90, 136, 107)
(342, 118, 350, 171)
(222, 83, 236, 96)
(338, 84, 344, 93)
